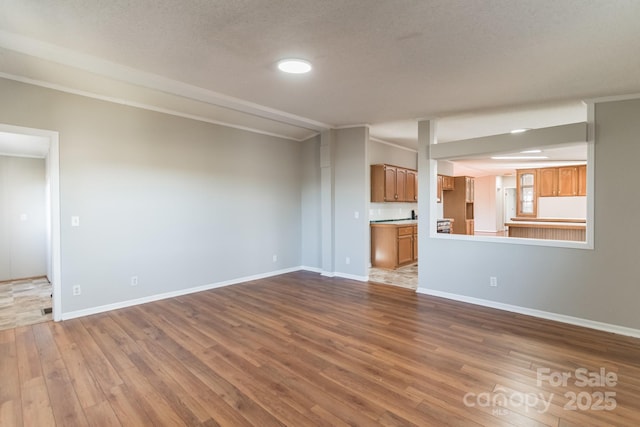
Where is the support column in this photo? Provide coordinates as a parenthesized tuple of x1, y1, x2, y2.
(320, 129, 335, 276)
(417, 119, 437, 287)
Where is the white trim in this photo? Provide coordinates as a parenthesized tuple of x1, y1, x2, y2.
(0, 72, 314, 142)
(335, 124, 370, 130)
(0, 30, 330, 132)
(584, 92, 640, 104)
(431, 233, 592, 250)
(300, 266, 322, 273)
(61, 267, 301, 321)
(321, 271, 335, 277)
(416, 288, 640, 339)
(0, 151, 46, 159)
(369, 137, 418, 153)
(334, 272, 369, 282)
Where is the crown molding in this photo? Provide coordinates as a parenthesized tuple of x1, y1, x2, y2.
(0, 30, 331, 133)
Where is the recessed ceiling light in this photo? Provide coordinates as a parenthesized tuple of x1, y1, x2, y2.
(277, 59, 312, 74)
(520, 149, 542, 154)
(491, 155, 549, 160)
(510, 128, 530, 134)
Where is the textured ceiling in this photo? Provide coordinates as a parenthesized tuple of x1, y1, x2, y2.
(1, 0, 639, 144)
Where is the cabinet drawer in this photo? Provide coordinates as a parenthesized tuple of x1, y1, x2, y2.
(398, 226, 414, 236)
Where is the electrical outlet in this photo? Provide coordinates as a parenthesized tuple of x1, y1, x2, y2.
(130, 276, 138, 286)
(490, 276, 498, 287)
(354, 211, 359, 219)
(72, 285, 81, 296)
(346, 257, 351, 265)
(272, 254, 278, 262)
(71, 216, 80, 227)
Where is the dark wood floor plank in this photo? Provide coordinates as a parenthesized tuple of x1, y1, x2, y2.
(3, 271, 640, 426)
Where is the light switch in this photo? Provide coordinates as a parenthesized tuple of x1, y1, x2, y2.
(71, 216, 80, 227)
(354, 211, 359, 219)
(20, 213, 28, 221)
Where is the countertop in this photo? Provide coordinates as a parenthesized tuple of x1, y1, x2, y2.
(370, 219, 417, 225)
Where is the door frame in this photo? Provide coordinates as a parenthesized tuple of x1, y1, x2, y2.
(0, 123, 61, 321)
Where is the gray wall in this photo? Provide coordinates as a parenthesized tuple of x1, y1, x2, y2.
(368, 139, 417, 169)
(300, 135, 321, 269)
(421, 98, 640, 330)
(0, 155, 47, 281)
(0, 78, 304, 314)
(334, 127, 369, 278)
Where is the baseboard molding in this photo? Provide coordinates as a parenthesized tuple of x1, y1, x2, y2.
(61, 266, 301, 321)
(334, 272, 369, 282)
(417, 287, 640, 339)
(300, 266, 322, 273)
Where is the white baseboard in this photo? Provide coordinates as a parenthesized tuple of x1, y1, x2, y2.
(300, 266, 322, 273)
(417, 287, 640, 339)
(61, 266, 301, 321)
(334, 272, 369, 282)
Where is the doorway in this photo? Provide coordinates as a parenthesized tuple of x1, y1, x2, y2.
(0, 124, 61, 324)
(504, 188, 517, 229)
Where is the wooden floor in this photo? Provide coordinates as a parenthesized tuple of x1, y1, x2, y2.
(2, 271, 640, 426)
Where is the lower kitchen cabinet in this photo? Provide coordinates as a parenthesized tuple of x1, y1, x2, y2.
(370, 223, 417, 269)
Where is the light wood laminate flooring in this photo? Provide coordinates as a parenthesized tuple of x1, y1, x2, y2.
(0, 276, 52, 331)
(1, 271, 639, 426)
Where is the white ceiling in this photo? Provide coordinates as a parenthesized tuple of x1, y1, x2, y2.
(1, 1, 639, 146)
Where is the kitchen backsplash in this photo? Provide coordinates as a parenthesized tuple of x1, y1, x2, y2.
(369, 202, 418, 221)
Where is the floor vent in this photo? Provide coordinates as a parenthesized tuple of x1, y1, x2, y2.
(42, 307, 53, 315)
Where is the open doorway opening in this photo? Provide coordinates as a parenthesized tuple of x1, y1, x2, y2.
(0, 124, 60, 328)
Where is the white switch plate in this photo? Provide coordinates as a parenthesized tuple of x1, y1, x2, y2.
(130, 276, 138, 286)
(20, 213, 28, 221)
(273, 254, 278, 262)
(71, 216, 80, 227)
(346, 257, 351, 265)
(354, 211, 359, 219)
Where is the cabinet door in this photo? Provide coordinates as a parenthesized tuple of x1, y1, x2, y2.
(405, 169, 416, 202)
(517, 169, 537, 217)
(412, 228, 418, 261)
(442, 176, 454, 191)
(558, 166, 578, 196)
(466, 219, 475, 235)
(578, 165, 587, 196)
(384, 166, 397, 201)
(397, 235, 413, 265)
(539, 168, 557, 197)
(465, 177, 474, 202)
(396, 168, 407, 201)
(437, 175, 443, 203)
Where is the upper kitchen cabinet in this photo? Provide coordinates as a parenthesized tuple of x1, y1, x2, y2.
(406, 169, 417, 202)
(371, 164, 418, 202)
(538, 165, 585, 197)
(517, 169, 537, 217)
(578, 165, 587, 196)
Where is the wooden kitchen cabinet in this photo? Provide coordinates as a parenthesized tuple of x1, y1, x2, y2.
(517, 169, 537, 217)
(437, 175, 443, 203)
(406, 169, 417, 202)
(578, 165, 587, 196)
(370, 223, 417, 269)
(413, 225, 418, 261)
(539, 166, 583, 197)
(371, 164, 418, 202)
(442, 175, 455, 191)
(558, 166, 578, 196)
(539, 168, 557, 197)
(443, 176, 474, 234)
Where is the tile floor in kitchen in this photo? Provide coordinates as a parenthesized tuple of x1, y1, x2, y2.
(0, 276, 52, 331)
(368, 263, 417, 290)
